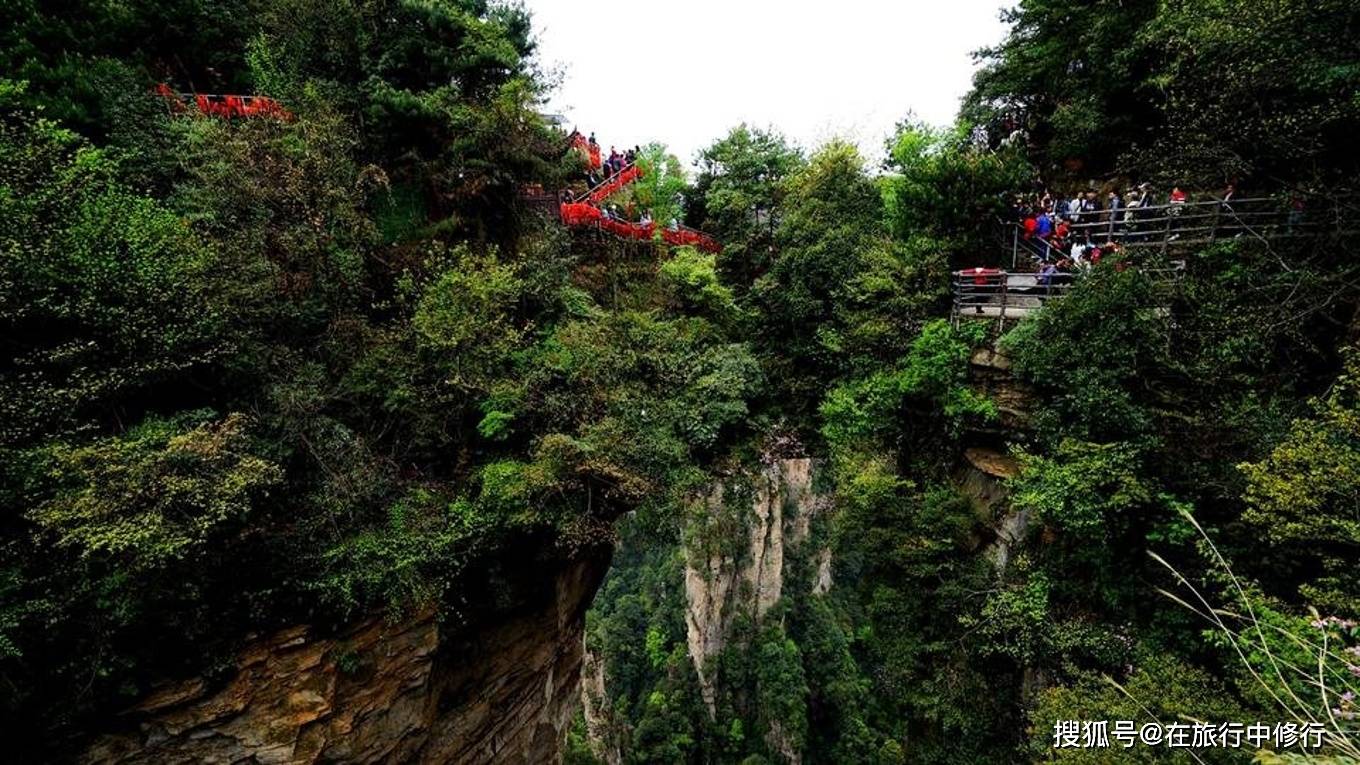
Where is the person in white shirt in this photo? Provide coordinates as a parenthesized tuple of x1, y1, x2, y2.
(1070, 234, 1091, 267)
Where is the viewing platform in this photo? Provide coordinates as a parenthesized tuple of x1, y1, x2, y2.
(951, 265, 1184, 325)
(1000, 194, 1353, 268)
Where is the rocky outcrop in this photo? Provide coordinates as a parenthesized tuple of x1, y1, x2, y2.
(959, 339, 1037, 576)
(684, 535, 739, 716)
(957, 447, 1027, 573)
(81, 551, 610, 765)
(958, 446, 1019, 514)
(812, 547, 833, 596)
(579, 644, 623, 765)
(766, 720, 802, 765)
(683, 458, 828, 718)
(970, 346, 1035, 433)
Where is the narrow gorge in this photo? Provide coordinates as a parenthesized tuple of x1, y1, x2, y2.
(4, 1, 1359, 763)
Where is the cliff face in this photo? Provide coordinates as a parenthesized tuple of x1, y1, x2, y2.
(682, 457, 829, 719)
(579, 644, 623, 765)
(81, 551, 611, 765)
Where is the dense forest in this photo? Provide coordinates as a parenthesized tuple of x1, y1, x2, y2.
(2, 0, 1359, 763)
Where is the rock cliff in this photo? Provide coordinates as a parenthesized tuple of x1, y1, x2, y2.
(80, 550, 611, 765)
(682, 457, 829, 719)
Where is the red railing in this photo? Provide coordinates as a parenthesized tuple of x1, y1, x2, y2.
(576, 162, 641, 204)
(559, 153, 720, 252)
(155, 83, 294, 121)
(559, 200, 719, 252)
(661, 224, 721, 253)
(571, 134, 603, 170)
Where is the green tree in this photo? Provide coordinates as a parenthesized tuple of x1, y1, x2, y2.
(752, 141, 884, 420)
(1027, 651, 1250, 764)
(1239, 355, 1360, 614)
(965, 0, 1160, 176)
(694, 125, 805, 287)
(882, 121, 1031, 267)
(627, 143, 689, 233)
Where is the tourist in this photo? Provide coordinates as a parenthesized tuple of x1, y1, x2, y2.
(1080, 191, 1100, 235)
(1107, 190, 1124, 238)
(1055, 195, 1071, 221)
(1070, 234, 1091, 267)
(1288, 193, 1306, 234)
(1038, 260, 1059, 288)
(1218, 183, 1237, 236)
(1035, 209, 1053, 240)
(1124, 190, 1142, 241)
(1168, 185, 1187, 239)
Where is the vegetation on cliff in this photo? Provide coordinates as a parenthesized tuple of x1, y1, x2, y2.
(1, 1, 757, 756)
(3, 0, 1360, 762)
(575, 0, 1360, 762)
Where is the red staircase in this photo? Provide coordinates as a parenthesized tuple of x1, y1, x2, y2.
(559, 151, 719, 253)
(155, 83, 294, 121)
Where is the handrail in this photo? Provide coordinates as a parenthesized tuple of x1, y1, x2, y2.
(951, 264, 1184, 324)
(560, 138, 720, 251)
(1001, 193, 1354, 265)
(660, 222, 721, 253)
(154, 84, 294, 121)
(575, 161, 639, 204)
(559, 200, 720, 253)
(570, 134, 603, 171)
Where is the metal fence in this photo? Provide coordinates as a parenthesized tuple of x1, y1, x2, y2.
(952, 265, 1185, 326)
(953, 270, 1069, 322)
(1001, 195, 1353, 267)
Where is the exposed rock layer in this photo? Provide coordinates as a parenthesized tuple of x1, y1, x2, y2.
(579, 644, 623, 765)
(970, 346, 1034, 433)
(682, 458, 826, 720)
(81, 551, 610, 765)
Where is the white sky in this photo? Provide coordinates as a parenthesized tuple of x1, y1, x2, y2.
(524, 1, 1011, 169)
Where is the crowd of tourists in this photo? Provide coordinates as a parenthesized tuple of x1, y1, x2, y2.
(1008, 182, 1225, 263)
(559, 128, 718, 253)
(568, 130, 638, 186)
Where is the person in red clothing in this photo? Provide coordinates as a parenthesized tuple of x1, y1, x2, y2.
(1167, 185, 1187, 238)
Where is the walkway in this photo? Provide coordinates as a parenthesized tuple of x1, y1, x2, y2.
(558, 145, 720, 253)
(951, 265, 1183, 325)
(155, 84, 293, 120)
(1001, 195, 1355, 268)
